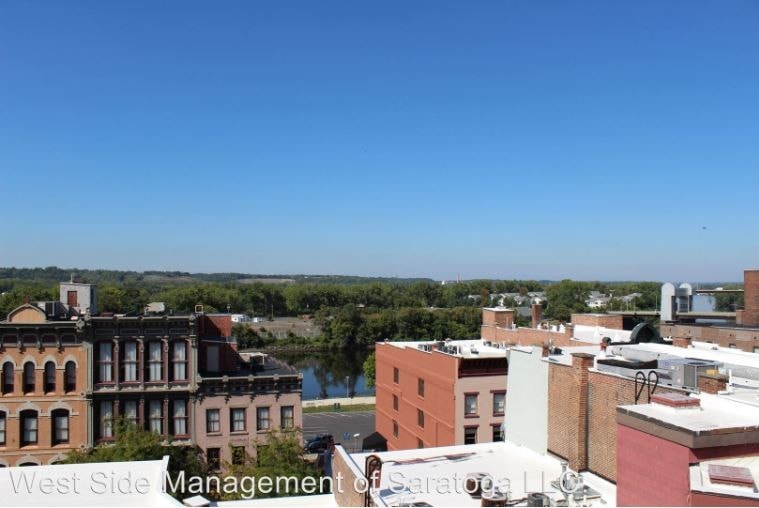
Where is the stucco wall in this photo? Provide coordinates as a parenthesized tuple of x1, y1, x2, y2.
(504, 347, 547, 454)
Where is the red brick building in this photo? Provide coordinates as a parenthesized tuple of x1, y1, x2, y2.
(375, 340, 507, 450)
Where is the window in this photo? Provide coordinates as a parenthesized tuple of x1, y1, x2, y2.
(99, 401, 114, 439)
(464, 393, 478, 416)
(97, 342, 113, 383)
(123, 400, 138, 427)
(171, 341, 187, 381)
(172, 400, 188, 436)
(493, 425, 504, 442)
(52, 409, 69, 445)
(464, 427, 477, 445)
(392, 421, 398, 438)
(44, 362, 56, 393)
(417, 438, 424, 449)
(64, 361, 76, 392)
(417, 409, 424, 428)
(149, 400, 163, 434)
(67, 291, 78, 307)
(418, 378, 425, 397)
(493, 392, 505, 416)
(148, 342, 163, 381)
(231, 408, 246, 432)
(23, 362, 35, 393)
(393, 367, 399, 384)
(123, 342, 138, 382)
(0, 411, 5, 445)
(281, 406, 294, 429)
(231, 446, 246, 465)
(256, 407, 270, 431)
(2, 362, 14, 394)
(206, 409, 221, 433)
(393, 394, 399, 411)
(20, 410, 38, 446)
(206, 448, 221, 471)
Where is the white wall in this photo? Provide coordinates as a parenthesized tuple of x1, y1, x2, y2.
(505, 347, 548, 454)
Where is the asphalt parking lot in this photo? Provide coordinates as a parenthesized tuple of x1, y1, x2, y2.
(303, 411, 376, 453)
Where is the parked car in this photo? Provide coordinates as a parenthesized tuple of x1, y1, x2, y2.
(305, 434, 334, 453)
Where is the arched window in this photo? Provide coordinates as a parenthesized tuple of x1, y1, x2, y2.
(20, 410, 38, 446)
(44, 361, 56, 393)
(51, 409, 69, 445)
(64, 362, 76, 393)
(23, 362, 35, 393)
(1, 363, 13, 394)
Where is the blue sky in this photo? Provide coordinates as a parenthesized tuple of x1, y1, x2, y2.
(1, 1, 758, 281)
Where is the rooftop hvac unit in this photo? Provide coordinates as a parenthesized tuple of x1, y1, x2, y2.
(417, 344, 432, 352)
(660, 358, 719, 390)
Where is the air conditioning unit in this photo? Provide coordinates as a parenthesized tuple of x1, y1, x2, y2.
(660, 358, 719, 390)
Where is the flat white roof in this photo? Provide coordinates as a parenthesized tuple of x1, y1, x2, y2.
(0, 457, 181, 507)
(382, 339, 507, 359)
(619, 392, 759, 432)
(626, 341, 759, 369)
(545, 345, 602, 366)
(214, 494, 337, 507)
(572, 324, 631, 344)
(348, 441, 614, 507)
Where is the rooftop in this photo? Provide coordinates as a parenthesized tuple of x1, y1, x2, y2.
(618, 392, 759, 442)
(0, 457, 180, 507)
(690, 456, 759, 500)
(380, 339, 507, 359)
(346, 441, 615, 507)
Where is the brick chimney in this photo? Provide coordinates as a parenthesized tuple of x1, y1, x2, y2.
(672, 336, 692, 348)
(744, 269, 759, 327)
(698, 372, 728, 394)
(531, 303, 543, 328)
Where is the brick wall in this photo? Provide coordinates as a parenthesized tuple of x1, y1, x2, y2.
(482, 325, 592, 348)
(375, 343, 458, 450)
(661, 323, 759, 352)
(698, 372, 728, 394)
(547, 354, 592, 471)
(571, 314, 624, 329)
(744, 269, 759, 327)
(586, 371, 682, 481)
(482, 308, 514, 328)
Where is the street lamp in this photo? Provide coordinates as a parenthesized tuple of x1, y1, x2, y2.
(345, 376, 350, 399)
(353, 433, 360, 453)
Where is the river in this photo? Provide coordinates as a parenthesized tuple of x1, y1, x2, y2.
(274, 348, 375, 400)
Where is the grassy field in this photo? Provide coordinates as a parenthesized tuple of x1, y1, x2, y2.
(303, 403, 376, 414)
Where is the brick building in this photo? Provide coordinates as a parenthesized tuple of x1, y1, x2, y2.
(617, 392, 759, 506)
(375, 339, 507, 450)
(0, 297, 88, 466)
(0, 282, 302, 469)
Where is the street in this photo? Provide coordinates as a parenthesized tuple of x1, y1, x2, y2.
(303, 411, 376, 453)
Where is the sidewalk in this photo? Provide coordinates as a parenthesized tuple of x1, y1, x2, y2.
(302, 396, 376, 408)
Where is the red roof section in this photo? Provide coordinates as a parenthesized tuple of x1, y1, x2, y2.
(651, 392, 701, 408)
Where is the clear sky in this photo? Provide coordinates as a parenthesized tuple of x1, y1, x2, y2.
(1, 1, 758, 281)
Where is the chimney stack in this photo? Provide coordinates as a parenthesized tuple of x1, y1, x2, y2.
(531, 303, 543, 328)
(744, 270, 759, 327)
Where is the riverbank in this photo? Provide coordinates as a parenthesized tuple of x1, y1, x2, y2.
(302, 396, 376, 413)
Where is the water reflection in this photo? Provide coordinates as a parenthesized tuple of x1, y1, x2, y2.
(276, 348, 375, 400)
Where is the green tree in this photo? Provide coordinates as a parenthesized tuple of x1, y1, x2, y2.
(64, 418, 208, 499)
(544, 280, 591, 321)
(363, 352, 376, 388)
(221, 430, 323, 500)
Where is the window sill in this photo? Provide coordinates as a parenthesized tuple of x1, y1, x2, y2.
(492, 412, 505, 417)
(464, 414, 479, 419)
(206, 432, 222, 437)
(230, 431, 248, 435)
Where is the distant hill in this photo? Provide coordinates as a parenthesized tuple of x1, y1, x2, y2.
(0, 266, 435, 287)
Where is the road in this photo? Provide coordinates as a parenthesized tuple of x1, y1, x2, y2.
(303, 411, 376, 453)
